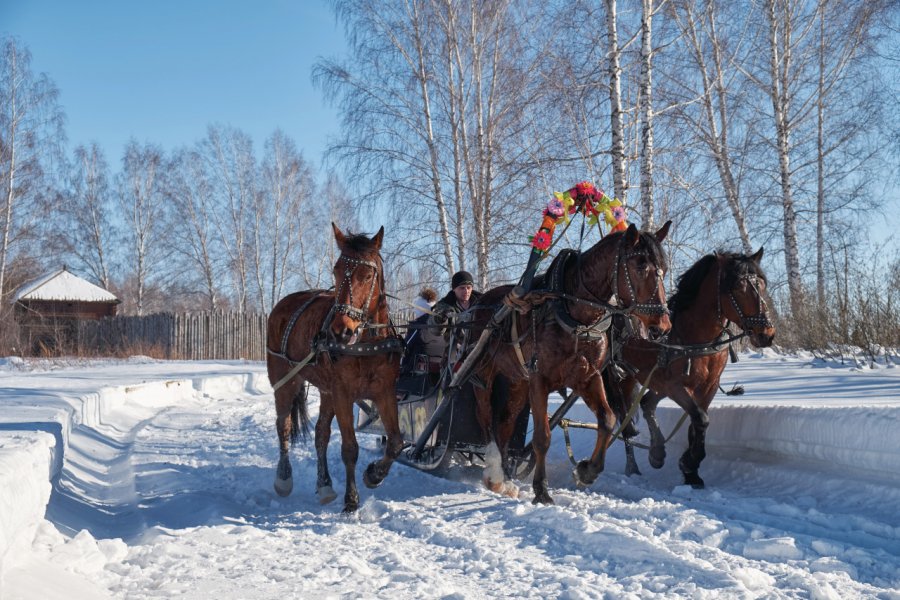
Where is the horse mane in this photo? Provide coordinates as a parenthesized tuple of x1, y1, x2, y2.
(341, 231, 378, 254)
(668, 251, 767, 313)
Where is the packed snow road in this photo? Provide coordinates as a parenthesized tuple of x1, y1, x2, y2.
(0, 353, 898, 599)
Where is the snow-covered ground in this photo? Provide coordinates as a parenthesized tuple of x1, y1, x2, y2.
(0, 351, 897, 599)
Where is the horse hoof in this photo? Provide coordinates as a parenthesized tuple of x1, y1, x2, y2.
(274, 476, 293, 497)
(363, 463, 385, 489)
(573, 460, 598, 487)
(648, 447, 666, 469)
(317, 485, 337, 505)
(532, 492, 554, 505)
(683, 473, 705, 489)
(625, 463, 642, 477)
(483, 476, 519, 499)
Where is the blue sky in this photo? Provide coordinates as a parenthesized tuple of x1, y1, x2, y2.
(0, 0, 344, 169)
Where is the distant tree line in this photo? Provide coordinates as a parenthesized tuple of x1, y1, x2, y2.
(2, 0, 900, 355)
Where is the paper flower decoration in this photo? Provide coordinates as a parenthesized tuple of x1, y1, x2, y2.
(532, 230, 552, 251)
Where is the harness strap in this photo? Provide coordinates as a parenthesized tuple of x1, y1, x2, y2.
(314, 336, 405, 356)
(509, 313, 530, 378)
(280, 292, 329, 357)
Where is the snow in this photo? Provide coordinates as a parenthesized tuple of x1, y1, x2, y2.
(0, 352, 898, 599)
(12, 269, 118, 303)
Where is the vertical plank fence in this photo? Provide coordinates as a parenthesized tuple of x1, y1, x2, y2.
(77, 311, 268, 360)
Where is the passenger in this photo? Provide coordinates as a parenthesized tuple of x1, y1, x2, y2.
(411, 286, 438, 318)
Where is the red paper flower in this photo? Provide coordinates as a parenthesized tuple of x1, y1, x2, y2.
(532, 230, 552, 251)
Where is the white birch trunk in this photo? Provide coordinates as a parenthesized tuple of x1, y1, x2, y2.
(638, 0, 655, 228)
(411, 0, 455, 276)
(606, 0, 628, 203)
(766, 0, 804, 315)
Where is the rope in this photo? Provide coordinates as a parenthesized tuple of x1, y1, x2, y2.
(271, 349, 316, 392)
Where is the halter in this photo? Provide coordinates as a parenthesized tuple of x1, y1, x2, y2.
(610, 237, 668, 317)
(717, 261, 773, 331)
(333, 254, 380, 324)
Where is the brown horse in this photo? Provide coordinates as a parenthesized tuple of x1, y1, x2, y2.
(468, 222, 672, 505)
(605, 249, 776, 488)
(266, 224, 404, 513)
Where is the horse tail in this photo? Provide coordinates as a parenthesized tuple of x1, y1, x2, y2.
(290, 383, 311, 446)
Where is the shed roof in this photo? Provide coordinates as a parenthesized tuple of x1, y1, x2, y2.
(13, 269, 119, 303)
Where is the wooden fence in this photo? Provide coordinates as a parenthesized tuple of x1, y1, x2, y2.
(76, 309, 422, 361)
(77, 311, 268, 361)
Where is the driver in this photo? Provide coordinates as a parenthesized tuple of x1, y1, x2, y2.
(421, 271, 482, 366)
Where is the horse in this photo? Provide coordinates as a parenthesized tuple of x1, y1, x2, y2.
(266, 224, 404, 513)
(604, 248, 776, 488)
(467, 221, 672, 505)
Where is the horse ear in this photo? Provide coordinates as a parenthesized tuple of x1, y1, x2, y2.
(371, 226, 384, 250)
(625, 223, 640, 246)
(332, 222, 346, 248)
(750, 247, 764, 264)
(654, 220, 672, 243)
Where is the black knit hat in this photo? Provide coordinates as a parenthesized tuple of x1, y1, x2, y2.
(451, 270, 474, 289)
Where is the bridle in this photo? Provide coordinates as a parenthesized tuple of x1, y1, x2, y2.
(333, 254, 380, 324)
(610, 238, 668, 317)
(718, 261, 773, 332)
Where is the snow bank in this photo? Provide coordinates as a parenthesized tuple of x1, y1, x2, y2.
(651, 403, 900, 482)
(0, 432, 55, 594)
(0, 360, 273, 597)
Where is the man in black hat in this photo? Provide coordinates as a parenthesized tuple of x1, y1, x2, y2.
(420, 270, 483, 364)
(433, 270, 480, 320)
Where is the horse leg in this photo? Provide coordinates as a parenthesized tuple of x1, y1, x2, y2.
(473, 370, 512, 497)
(529, 380, 554, 505)
(363, 380, 403, 489)
(622, 418, 642, 477)
(573, 375, 616, 487)
(315, 392, 337, 504)
(273, 378, 305, 497)
(334, 395, 361, 513)
(484, 377, 528, 499)
(641, 390, 667, 469)
(605, 371, 641, 476)
(678, 406, 709, 489)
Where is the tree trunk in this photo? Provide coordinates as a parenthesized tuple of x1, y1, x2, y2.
(411, 0, 455, 276)
(606, 0, 628, 203)
(766, 0, 804, 315)
(638, 0, 655, 229)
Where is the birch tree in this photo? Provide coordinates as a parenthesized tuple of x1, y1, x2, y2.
(59, 143, 115, 289)
(0, 38, 65, 302)
(166, 148, 222, 310)
(638, 0, 656, 227)
(605, 0, 629, 203)
(252, 130, 314, 313)
(201, 125, 255, 313)
(116, 141, 167, 316)
(668, 0, 755, 253)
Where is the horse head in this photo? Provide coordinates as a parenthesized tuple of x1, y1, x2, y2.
(613, 221, 673, 339)
(330, 223, 386, 344)
(719, 248, 776, 348)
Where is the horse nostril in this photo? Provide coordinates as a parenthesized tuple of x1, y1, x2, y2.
(649, 326, 663, 340)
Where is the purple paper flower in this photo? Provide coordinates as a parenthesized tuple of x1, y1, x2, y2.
(547, 197, 565, 217)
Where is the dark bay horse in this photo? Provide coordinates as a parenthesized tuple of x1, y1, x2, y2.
(606, 249, 776, 488)
(469, 222, 672, 505)
(266, 224, 404, 513)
